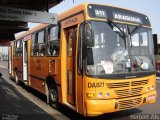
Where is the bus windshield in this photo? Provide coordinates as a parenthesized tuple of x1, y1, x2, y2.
(86, 21, 155, 76)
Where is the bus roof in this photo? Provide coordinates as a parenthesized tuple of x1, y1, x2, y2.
(16, 3, 150, 40)
(58, 2, 148, 19)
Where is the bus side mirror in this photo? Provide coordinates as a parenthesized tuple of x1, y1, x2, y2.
(86, 30, 94, 47)
(153, 34, 158, 55)
(78, 24, 84, 75)
(86, 23, 94, 47)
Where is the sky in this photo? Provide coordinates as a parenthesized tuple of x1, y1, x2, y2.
(29, 0, 160, 34)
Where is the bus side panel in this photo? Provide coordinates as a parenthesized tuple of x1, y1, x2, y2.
(29, 76, 46, 94)
(48, 57, 62, 102)
(29, 57, 47, 94)
(13, 57, 23, 81)
(29, 56, 61, 95)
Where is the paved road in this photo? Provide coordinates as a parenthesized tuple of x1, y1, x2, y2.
(0, 77, 55, 120)
(0, 60, 69, 120)
(0, 60, 160, 120)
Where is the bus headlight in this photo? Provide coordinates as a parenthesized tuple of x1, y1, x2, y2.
(146, 85, 155, 92)
(105, 93, 110, 98)
(146, 87, 150, 92)
(150, 85, 155, 90)
(98, 92, 102, 98)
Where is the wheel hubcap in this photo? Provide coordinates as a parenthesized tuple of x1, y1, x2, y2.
(50, 89, 57, 102)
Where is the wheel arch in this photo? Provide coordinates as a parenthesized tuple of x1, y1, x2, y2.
(45, 76, 58, 104)
(46, 76, 57, 89)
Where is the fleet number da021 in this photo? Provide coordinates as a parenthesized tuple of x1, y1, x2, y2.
(88, 82, 105, 88)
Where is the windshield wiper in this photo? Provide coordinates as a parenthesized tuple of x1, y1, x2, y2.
(130, 24, 142, 35)
(107, 19, 127, 39)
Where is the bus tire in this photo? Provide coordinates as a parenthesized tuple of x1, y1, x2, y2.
(0, 73, 2, 77)
(48, 84, 58, 109)
(15, 71, 20, 85)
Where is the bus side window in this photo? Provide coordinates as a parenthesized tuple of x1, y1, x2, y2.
(46, 26, 60, 56)
(14, 41, 17, 56)
(31, 34, 35, 56)
(33, 30, 45, 56)
(15, 39, 22, 56)
(19, 39, 23, 56)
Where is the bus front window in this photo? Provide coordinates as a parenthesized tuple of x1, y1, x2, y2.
(86, 21, 155, 77)
(130, 27, 155, 72)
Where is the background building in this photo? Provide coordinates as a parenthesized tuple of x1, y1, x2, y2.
(156, 35, 160, 60)
(0, 47, 8, 61)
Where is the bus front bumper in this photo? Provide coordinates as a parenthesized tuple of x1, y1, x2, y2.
(85, 90, 156, 116)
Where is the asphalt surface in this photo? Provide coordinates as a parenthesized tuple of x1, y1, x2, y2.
(0, 61, 69, 120)
(0, 60, 160, 120)
(0, 77, 55, 120)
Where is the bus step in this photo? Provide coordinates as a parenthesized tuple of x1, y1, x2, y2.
(24, 81, 28, 85)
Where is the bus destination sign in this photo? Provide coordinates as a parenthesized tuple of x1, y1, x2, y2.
(94, 9, 107, 18)
(113, 12, 142, 23)
(88, 4, 150, 26)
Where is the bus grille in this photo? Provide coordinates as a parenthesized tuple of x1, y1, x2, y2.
(131, 80, 148, 86)
(106, 80, 148, 89)
(118, 97, 142, 110)
(115, 87, 143, 98)
(107, 82, 130, 88)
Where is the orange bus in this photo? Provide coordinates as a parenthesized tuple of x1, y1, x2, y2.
(9, 3, 157, 116)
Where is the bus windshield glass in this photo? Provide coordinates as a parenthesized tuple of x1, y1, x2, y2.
(86, 21, 155, 76)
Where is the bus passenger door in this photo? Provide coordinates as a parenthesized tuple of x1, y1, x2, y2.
(22, 40, 28, 82)
(66, 27, 77, 105)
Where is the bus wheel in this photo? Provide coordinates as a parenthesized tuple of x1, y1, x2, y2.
(49, 85, 58, 108)
(0, 73, 2, 77)
(15, 71, 20, 85)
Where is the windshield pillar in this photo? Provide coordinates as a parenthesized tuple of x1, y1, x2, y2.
(126, 25, 132, 72)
